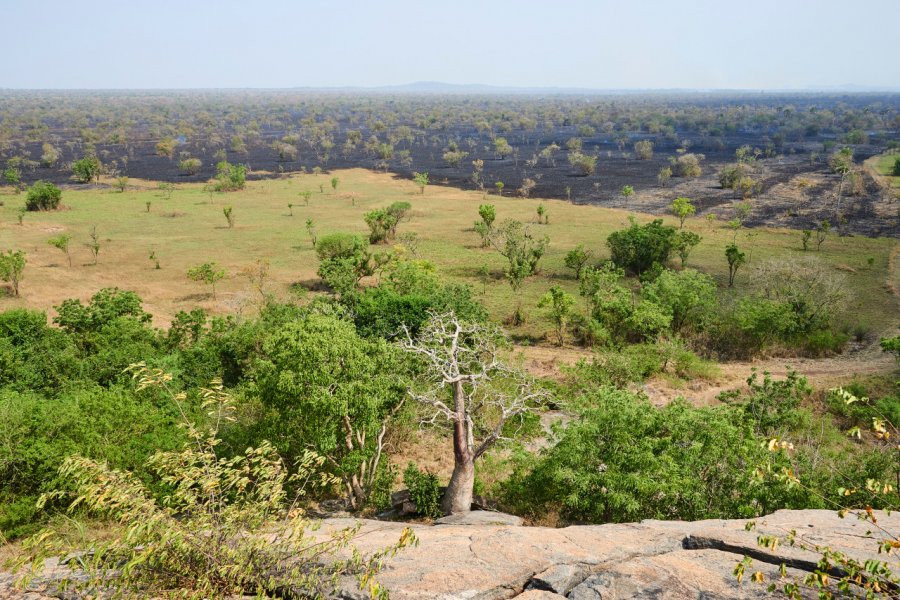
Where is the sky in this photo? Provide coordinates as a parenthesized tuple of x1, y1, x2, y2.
(2, 0, 898, 90)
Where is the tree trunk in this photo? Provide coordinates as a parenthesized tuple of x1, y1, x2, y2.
(443, 380, 475, 515)
(442, 448, 475, 514)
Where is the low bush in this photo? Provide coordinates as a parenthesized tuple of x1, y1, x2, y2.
(403, 463, 442, 519)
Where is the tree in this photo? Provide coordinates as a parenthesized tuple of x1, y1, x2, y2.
(536, 204, 547, 224)
(187, 262, 226, 299)
(493, 137, 513, 159)
(223, 206, 235, 228)
(179, 157, 202, 175)
(634, 140, 654, 160)
(365, 202, 410, 244)
(725, 243, 746, 287)
(657, 166, 672, 187)
(155, 138, 177, 158)
(47, 234, 73, 267)
(815, 219, 830, 251)
(72, 155, 102, 183)
(606, 218, 677, 276)
(670, 197, 696, 228)
(3, 166, 21, 190)
(413, 171, 429, 194)
(564, 244, 593, 280)
(331, 176, 339, 192)
(800, 230, 812, 251)
(539, 286, 575, 345)
(315, 232, 374, 297)
(642, 268, 717, 332)
(671, 153, 703, 178)
(212, 161, 246, 191)
(13, 365, 414, 599)
(672, 230, 701, 267)
(24, 180, 61, 211)
(490, 220, 548, 322)
(401, 313, 544, 514)
(85, 226, 101, 265)
(40, 143, 59, 167)
(621, 185, 634, 202)
(495, 181, 504, 196)
(478, 204, 496, 229)
(114, 176, 129, 192)
(0, 250, 26, 296)
(568, 152, 597, 176)
(254, 314, 408, 509)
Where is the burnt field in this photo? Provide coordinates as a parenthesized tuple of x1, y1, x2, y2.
(3, 90, 899, 236)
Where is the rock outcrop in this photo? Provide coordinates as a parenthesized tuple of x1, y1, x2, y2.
(3, 509, 896, 599)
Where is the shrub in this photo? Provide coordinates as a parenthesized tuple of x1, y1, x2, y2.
(315, 233, 374, 296)
(0, 250, 26, 297)
(567, 151, 596, 176)
(54, 288, 151, 336)
(212, 160, 246, 191)
(178, 157, 202, 175)
(71, 155, 102, 183)
(671, 153, 703, 178)
(403, 463, 442, 519)
(24, 180, 61, 211)
(501, 387, 808, 523)
(606, 218, 676, 275)
(11, 367, 414, 598)
(642, 268, 717, 333)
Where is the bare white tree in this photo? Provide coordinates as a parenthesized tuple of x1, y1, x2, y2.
(400, 312, 545, 514)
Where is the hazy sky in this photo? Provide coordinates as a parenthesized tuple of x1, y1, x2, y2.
(2, 0, 898, 90)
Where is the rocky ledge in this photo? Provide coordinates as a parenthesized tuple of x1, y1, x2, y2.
(3, 509, 896, 599)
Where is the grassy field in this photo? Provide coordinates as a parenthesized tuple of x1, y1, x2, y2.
(1, 169, 898, 340)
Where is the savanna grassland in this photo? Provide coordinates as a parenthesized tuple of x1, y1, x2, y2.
(1, 168, 896, 337)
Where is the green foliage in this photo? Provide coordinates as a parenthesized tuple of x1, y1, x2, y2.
(0, 250, 26, 296)
(606, 218, 676, 275)
(567, 151, 596, 176)
(47, 233, 73, 267)
(725, 243, 745, 287)
(403, 463, 442, 519)
(253, 314, 408, 507)
(718, 370, 811, 435)
(672, 229, 701, 267)
(413, 171, 429, 194)
(11, 368, 414, 598)
(0, 384, 187, 540)
(364, 202, 411, 244)
(25, 180, 62, 211)
(478, 203, 496, 229)
(178, 157, 202, 175)
(187, 262, 226, 299)
(882, 335, 900, 365)
(642, 269, 717, 333)
(670, 197, 695, 227)
(53, 288, 151, 336)
(538, 285, 575, 345)
(315, 232, 374, 296)
(3, 166, 21, 187)
(502, 387, 806, 523)
(71, 155, 102, 183)
(212, 160, 246, 191)
(893, 157, 900, 177)
(490, 219, 548, 292)
(563, 244, 593, 280)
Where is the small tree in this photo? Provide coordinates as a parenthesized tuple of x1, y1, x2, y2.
(725, 243, 746, 287)
(478, 203, 496, 231)
(495, 181, 504, 196)
(3, 166, 21, 190)
(187, 262, 226, 299)
(25, 180, 62, 211)
(401, 313, 545, 514)
(634, 139, 654, 160)
(212, 161, 246, 192)
(815, 219, 830, 251)
(86, 226, 101, 265)
(223, 206, 235, 228)
(657, 166, 672, 187)
(72, 155, 102, 183)
(179, 157, 202, 175)
(539, 285, 575, 345)
(671, 197, 696, 228)
(800, 230, 812, 251)
(0, 250, 26, 296)
(673, 230, 701, 268)
(47, 233, 73, 267)
(114, 176, 129, 192)
(536, 204, 547, 224)
(621, 185, 634, 202)
(413, 171, 429, 194)
(331, 176, 339, 192)
(564, 244, 593, 280)
(305, 218, 317, 247)
(300, 190, 312, 206)
(12, 364, 414, 599)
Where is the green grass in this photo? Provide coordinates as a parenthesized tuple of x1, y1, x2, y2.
(1, 169, 897, 340)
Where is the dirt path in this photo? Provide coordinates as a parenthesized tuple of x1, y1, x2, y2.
(517, 336, 897, 408)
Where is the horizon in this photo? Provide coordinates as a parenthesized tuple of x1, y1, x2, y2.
(2, 0, 898, 90)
